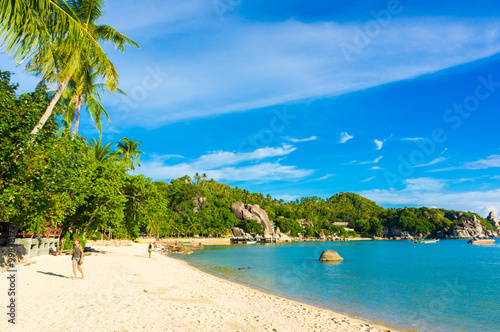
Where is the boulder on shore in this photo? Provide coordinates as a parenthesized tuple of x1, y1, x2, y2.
(230, 227, 245, 238)
(231, 202, 274, 239)
(319, 250, 344, 262)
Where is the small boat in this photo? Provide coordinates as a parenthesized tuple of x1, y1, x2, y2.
(413, 239, 439, 244)
(468, 238, 495, 245)
(245, 241, 257, 244)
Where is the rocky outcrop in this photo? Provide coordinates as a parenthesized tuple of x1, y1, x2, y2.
(487, 211, 500, 230)
(230, 227, 245, 238)
(319, 230, 327, 240)
(192, 197, 207, 213)
(453, 214, 500, 238)
(274, 227, 293, 242)
(231, 202, 274, 239)
(319, 250, 344, 262)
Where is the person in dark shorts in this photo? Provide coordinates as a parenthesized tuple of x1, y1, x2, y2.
(72, 238, 84, 280)
(148, 243, 152, 258)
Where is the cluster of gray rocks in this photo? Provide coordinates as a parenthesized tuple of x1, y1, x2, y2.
(229, 202, 347, 242)
(453, 212, 500, 239)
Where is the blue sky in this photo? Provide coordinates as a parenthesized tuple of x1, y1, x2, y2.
(2, 0, 500, 216)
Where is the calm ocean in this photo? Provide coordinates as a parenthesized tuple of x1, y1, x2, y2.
(176, 240, 500, 331)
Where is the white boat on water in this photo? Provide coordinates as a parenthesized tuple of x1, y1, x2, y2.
(468, 238, 495, 245)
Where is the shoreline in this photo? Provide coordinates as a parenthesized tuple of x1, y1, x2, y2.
(1, 243, 397, 331)
(172, 255, 407, 332)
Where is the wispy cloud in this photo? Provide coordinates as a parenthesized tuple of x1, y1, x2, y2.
(415, 157, 447, 168)
(283, 136, 317, 143)
(135, 144, 314, 182)
(404, 177, 446, 192)
(371, 166, 382, 170)
(401, 137, 425, 141)
(98, 12, 500, 128)
(339, 132, 353, 143)
(274, 194, 299, 202)
(317, 174, 335, 180)
(360, 156, 383, 165)
(430, 154, 500, 172)
(360, 176, 376, 183)
(374, 139, 385, 150)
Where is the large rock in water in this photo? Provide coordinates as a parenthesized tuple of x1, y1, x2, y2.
(231, 202, 274, 239)
(319, 250, 344, 262)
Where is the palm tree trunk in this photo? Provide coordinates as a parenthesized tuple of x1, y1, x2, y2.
(72, 101, 83, 135)
(30, 78, 70, 137)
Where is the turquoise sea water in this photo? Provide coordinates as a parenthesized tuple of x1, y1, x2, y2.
(175, 240, 500, 332)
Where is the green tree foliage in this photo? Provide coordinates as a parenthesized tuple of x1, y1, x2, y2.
(0, 0, 138, 137)
(115, 138, 144, 171)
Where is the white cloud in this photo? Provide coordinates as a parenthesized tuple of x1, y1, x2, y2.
(360, 176, 376, 183)
(6, 8, 500, 128)
(207, 163, 314, 182)
(97, 14, 500, 128)
(459, 155, 500, 170)
(135, 144, 314, 182)
(415, 157, 447, 168)
(371, 166, 382, 170)
(339, 132, 353, 143)
(274, 194, 299, 202)
(492, 175, 500, 180)
(401, 137, 425, 141)
(404, 177, 446, 192)
(360, 156, 383, 164)
(430, 155, 500, 172)
(283, 136, 317, 143)
(374, 139, 385, 150)
(317, 174, 335, 180)
(195, 144, 296, 169)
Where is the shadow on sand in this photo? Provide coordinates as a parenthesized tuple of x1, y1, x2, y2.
(37, 271, 71, 279)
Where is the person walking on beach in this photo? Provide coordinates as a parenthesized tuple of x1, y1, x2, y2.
(148, 243, 152, 258)
(71, 239, 84, 280)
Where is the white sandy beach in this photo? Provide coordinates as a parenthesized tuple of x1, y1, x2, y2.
(1, 244, 392, 331)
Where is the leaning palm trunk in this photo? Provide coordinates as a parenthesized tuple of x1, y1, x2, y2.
(30, 78, 70, 137)
(72, 101, 83, 135)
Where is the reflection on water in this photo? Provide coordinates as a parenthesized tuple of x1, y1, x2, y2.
(176, 240, 500, 332)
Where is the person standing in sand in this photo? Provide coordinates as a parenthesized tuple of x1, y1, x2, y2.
(148, 243, 152, 258)
(71, 239, 84, 280)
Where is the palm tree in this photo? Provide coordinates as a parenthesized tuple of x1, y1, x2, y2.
(0, 0, 138, 138)
(90, 137, 114, 163)
(115, 138, 144, 171)
(58, 0, 135, 135)
(61, 65, 126, 135)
